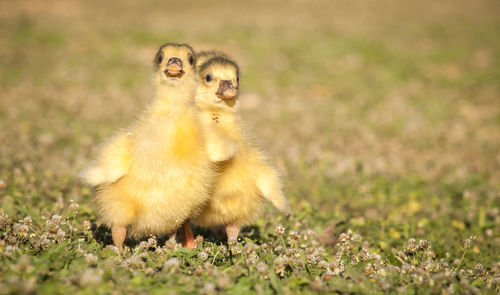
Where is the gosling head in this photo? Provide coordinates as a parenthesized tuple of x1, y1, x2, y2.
(196, 56, 240, 111)
(195, 50, 230, 69)
(153, 43, 196, 87)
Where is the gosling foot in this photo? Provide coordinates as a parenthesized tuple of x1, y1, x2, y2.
(180, 220, 196, 249)
(111, 225, 126, 250)
(225, 224, 240, 243)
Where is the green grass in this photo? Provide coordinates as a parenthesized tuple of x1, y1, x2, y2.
(0, 0, 499, 294)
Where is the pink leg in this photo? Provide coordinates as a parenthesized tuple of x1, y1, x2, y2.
(112, 225, 126, 250)
(225, 224, 241, 242)
(180, 220, 196, 249)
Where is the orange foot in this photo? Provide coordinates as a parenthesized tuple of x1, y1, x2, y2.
(225, 224, 241, 242)
(180, 220, 196, 249)
(111, 225, 126, 251)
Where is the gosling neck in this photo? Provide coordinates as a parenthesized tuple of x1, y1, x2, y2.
(196, 97, 239, 117)
(150, 78, 197, 115)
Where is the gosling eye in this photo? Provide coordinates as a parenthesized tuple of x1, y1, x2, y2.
(157, 53, 163, 64)
(205, 73, 213, 83)
(188, 54, 194, 65)
(236, 74, 239, 84)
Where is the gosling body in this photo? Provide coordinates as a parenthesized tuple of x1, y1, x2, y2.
(192, 54, 291, 241)
(82, 44, 212, 248)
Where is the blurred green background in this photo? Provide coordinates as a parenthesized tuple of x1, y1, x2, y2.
(0, 0, 499, 293)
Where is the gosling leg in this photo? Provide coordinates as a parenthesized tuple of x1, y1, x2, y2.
(225, 224, 241, 242)
(111, 225, 126, 250)
(180, 220, 196, 249)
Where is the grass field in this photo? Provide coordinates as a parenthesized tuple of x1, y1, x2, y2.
(0, 0, 499, 293)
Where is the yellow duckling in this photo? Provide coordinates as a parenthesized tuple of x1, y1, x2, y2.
(194, 50, 239, 162)
(190, 54, 291, 241)
(82, 43, 213, 249)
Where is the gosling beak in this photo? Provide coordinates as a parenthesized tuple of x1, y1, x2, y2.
(164, 57, 184, 78)
(216, 80, 237, 100)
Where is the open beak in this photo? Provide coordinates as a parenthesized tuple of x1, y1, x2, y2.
(216, 80, 237, 100)
(164, 57, 184, 78)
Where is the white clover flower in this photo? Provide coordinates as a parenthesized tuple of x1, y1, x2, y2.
(230, 246, 242, 255)
(217, 245, 228, 255)
(351, 233, 362, 242)
(275, 225, 285, 236)
(163, 258, 180, 271)
(85, 254, 98, 265)
(198, 251, 209, 261)
(245, 253, 258, 265)
(138, 241, 149, 249)
(317, 260, 328, 268)
(418, 239, 431, 250)
(13, 223, 29, 236)
(69, 203, 79, 212)
(273, 256, 287, 276)
(124, 256, 144, 269)
(105, 245, 119, 254)
(147, 237, 157, 248)
(45, 220, 60, 234)
(288, 231, 300, 240)
(463, 239, 472, 249)
(22, 216, 32, 226)
(51, 215, 62, 224)
(256, 262, 269, 277)
(228, 237, 237, 246)
(164, 239, 178, 250)
(306, 254, 319, 265)
(339, 233, 350, 242)
(195, 235, 204, 244)
(0, 213, 11, 230)
(79, 269, 102, 286)
(83, 221, 92, 230)
(55, 229, 66, 242)
(243, 242, 257, 255)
